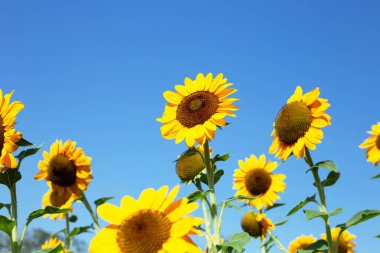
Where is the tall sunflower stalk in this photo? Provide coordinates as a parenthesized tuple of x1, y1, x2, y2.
(158, 73, 239, 252)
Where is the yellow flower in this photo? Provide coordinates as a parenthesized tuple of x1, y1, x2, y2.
(157, 73, 238, 147)
(42, 188, 76, 220)
(322, 228, 356, 253)
(0, 89, 24, 169)
(233, 154, 286, 210)
(89, 185, 203, 253)
(359, 122, 380, 166)
(34, 140, 92, 197)
(41, 237, 68, 253)
(288, 235, 317, 253)
(269, 86, 331, 160)
(240, 212, 274, 239)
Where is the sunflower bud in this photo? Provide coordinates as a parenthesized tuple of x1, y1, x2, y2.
(241, 212, 263, 238)
(176, 149, 205, 181)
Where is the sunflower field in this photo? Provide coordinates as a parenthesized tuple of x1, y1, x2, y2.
(0, 1, 379, 253)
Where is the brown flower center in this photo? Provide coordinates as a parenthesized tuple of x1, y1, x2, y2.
(176, 149, 205, 181)
(117, 210, 171, 253)
(376, 135, 380, 150)
(337, 240, 348, 253)
(241, 212, 263, 238)
(245, 169, 272, 196)
(0, 116, 4, 154)
(49, 190, 71, 207)
(275, 101, 312, 145)
(176, 91, 219, 128)
(48, 154, 77, 187)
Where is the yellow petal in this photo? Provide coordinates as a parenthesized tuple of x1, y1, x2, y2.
(287, 86, 303, 103)
(97, 203, 125, 225)
(89, 225, 119, 253)
(163, 91, 182, 105)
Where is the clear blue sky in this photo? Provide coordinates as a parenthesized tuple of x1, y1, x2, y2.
(1, 0, 380, 252)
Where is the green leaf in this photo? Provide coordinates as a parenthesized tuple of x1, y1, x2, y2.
(214, 170, 224, 184)
(200, 174, 209, 186)
(16, 145, 41, 167)
(224, 203, 242, 212)
(371, 174, 380, 179)
(16, 138, 34, 146)
(274, 220, 288, 226)
(187, 190, 203, 202)
(212, 153, 230, 162)
(337, 210, 380, 229)
(210, 232, 251, 253)
(27, 206, 70, 225)
(286, 195, 316, 216)
(226, 195, 255, 203)
(375, 234, 380, 239)
(0, 169, 22, 189)
(68, 225, 93, 238)
(51, 228, 66, 237)
(303, 209, 328, 221)
(94, 197, 114, 207)
(329, 207, 343, 217)
(34, 244, 64, 253)
(0, 215, 16, 237)
(265, 203, 285, 212)
(298, 239, 328, 253)
(320, 171, 340, 187)
(175, 148, 201, 163)
(315, 160, 338, 172)
(0, 203, 11, 214)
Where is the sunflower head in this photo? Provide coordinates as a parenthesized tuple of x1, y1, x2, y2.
(359, 122, 380, 166)
(42, 188, 75, 220)
(288, 235, 317, 253)
(157, 73, 238, 147)
(41, 237, 68, 253)
(269, 86, 331, 160)
(233, 154, 286, 210)
(322, 228, 356, 253)
(240, 212, 274, 239)
(89, 185, 203, 253)
(0, 89, 24, 169)
(34, 140, 92, 197)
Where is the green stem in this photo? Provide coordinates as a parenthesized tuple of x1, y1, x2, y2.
(81, 192, 101, 232)
(10, 184, 19, 253)
(203, 140, 221, 245)
(217, 201, 226, 233)
(305, 148, 334, 253)
(267, 230, 288, 253)
(18, 225, 28, 252)
(65, 214, 71, 249)
(261, 236, 267, 253)
(195, 180, 212, 249)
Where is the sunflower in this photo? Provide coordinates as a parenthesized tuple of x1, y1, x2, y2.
(157, 73, 238, 147)
(240, 212, 274, 239)
(233, 154, 286, 210)
(89, 185, 203, 253)
(42, 188, 76, 220)
(0, 89, 24, 169)
(359, 122, 380, 166)
(322, 228, 356, 253)
(269, 86, 331, 160)
(288, 235, 317, 253)
(41, 237, 68, 253)
(34, 140, 92, 197)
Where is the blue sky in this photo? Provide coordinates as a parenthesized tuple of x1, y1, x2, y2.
(1, 0, 380, 252)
